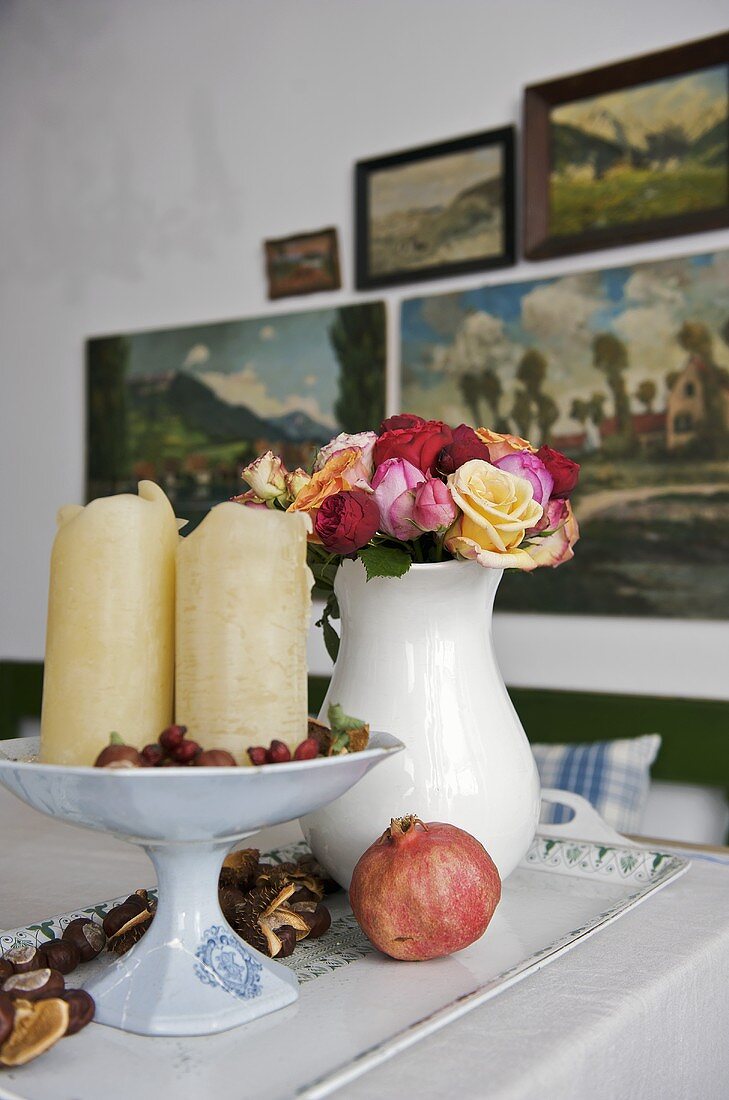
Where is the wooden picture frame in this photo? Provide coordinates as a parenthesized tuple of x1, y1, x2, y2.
(523, 32, 729, 259)
(264, 227, 341, 299)
(355, 127, 515, 290)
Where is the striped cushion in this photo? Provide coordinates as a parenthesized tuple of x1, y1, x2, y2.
(533, 734, 662, 834)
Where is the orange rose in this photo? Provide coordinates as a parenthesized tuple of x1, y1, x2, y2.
(475, 429, 536, 463)
(287, 449, 365, 532)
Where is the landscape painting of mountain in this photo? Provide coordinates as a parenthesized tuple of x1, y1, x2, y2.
(549, 64, 729, 237)
(356, 128, 514, 288)
(401, 249, 729, 620)
(87, 302, 386, 528)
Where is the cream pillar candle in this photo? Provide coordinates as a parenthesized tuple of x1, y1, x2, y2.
(175, 503, 311, 763)
(40, 481, 178, 765)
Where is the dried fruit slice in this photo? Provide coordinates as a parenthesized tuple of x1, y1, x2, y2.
(0, 997, 69, 1066)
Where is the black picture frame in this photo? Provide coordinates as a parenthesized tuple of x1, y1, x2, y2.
(355, 126, 515, 290)
(523, 31, 729, 260)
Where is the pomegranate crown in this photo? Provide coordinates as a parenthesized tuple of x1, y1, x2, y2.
(380, 815, 428, 843)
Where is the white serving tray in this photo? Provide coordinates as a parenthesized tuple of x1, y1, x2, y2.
(0, 791, 689, 1100)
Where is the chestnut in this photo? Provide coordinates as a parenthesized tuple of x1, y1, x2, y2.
(3, 945, 44, 974)
(60, 989, 95, 1036)
(0, 958, 14, 982)
(62, 919, 106, 962)
(2, 967, 65, 1002)
(123, 890, 150, 914)
(39, 940, 81, 975)
(102, 904, 141, 939)
(0, 992, 14, 1046)
(276, 926, 297, 958)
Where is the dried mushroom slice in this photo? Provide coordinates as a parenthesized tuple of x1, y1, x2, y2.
(0, 997, 69, 1066)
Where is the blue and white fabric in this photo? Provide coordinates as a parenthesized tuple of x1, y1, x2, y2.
(533, 734, 661, 834)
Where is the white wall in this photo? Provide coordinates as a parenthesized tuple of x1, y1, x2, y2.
(1, 0, 728, 699)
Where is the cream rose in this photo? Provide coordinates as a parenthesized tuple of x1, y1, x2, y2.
(445, 459, 543, 569)
(241, 451, 288, 501)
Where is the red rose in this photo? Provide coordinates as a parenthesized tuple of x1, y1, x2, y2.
(378, 413, 426, 434)
(314, 489, 380, 554)
(536, 445, 580, 498)
(373, 419, 453, 475)
(437, 424, 491, 475)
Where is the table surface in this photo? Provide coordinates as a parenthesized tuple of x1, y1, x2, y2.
(2, 785, 729, 1100)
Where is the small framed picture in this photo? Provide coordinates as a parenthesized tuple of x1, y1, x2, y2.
(355, 127, 515, 290)
(523, 31, 729, 259)
(264, 227, 342, 299)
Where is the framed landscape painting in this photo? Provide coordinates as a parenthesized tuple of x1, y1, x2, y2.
(401, 249, 729, 620)
(264, 227, 341, 299)
(87, 302, 386, 530)
(524, 32, 729, 259)
(355, 127, 515, 289)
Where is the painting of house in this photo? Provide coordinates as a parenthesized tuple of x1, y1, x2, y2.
(401, 249, 729, 620)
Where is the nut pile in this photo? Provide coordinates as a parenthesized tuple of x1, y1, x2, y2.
(94, 726, 237, 769)
(0, 920, 100, 1068)
(93, 704, 370, 770)
(105, 852, 336, 961)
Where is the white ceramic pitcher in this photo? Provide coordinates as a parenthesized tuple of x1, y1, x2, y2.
(301, 557, 540, 887)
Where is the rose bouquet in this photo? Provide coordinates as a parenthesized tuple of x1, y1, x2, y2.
(234, 414, 579, 658)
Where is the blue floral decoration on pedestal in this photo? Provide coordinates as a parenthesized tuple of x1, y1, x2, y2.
(194, 925, 263, 999)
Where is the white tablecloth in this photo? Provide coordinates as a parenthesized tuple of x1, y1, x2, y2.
(1, 785, 728, 1100)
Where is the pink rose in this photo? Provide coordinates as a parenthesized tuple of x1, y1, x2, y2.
(413, 476, 458, 533)
(494, 451, 553, 508)
(371, 458, 425, 541)
(525, 498, 580, 568)
(314, 432, 377, 488)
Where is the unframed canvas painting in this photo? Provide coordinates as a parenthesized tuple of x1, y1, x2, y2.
(401, 250, 729, 619)
(88, 302, 386, 528)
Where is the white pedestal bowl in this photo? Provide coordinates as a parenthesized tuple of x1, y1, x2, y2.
(0, 734, 402, 1037)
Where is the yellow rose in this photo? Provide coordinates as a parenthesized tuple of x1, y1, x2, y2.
(476, 428, 535, 463)
(445, 459, 543, 569)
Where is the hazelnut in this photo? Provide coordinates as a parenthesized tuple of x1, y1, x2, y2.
(195, 749, 237, 767)
(104, 904, 141, 939)
(247, 746, 267, 766)
(3, 945, 44, 974)
(94, 745, 142, 769)
(2, 968, 65, 1002)
(39, 940, 81, 975)
(0, 958, 15, 982)
(0, 992, 14, 1045)
(59, 989, 95, 1036)
(266, 740, 291, 764)
(62, 919, 106, 962)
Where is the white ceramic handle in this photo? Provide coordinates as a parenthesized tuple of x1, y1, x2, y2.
(539, 787, 632, 846)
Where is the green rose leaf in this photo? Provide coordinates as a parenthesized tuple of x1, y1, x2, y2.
(357, 544, 411, 582)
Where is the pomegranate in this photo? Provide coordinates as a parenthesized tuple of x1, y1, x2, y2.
(349, 815, 501, 961)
